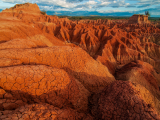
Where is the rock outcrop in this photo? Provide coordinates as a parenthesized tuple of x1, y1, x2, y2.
(95, 81, 160, 120)
(128, 14, 150, 24)
(115, 60, 160, 114)
(0, 104, 93, 120)
(0, 46, 115, 93)
(0, 3, 160, 120)
(0, 65, 91, 112)
(2, 2, 41, 15)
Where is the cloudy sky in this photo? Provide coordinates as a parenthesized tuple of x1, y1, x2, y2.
(0, 0, 160, 17)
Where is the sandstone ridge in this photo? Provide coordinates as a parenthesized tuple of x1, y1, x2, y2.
(3, 3, 40, 14)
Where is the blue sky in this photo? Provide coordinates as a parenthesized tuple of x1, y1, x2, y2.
(0, 0, 160, 17)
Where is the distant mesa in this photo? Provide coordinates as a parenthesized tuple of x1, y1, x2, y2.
(128, 14, 150, 24)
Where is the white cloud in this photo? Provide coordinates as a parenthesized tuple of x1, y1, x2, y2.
(54, 8, 71, 11)
(100, 1, 110, 5)
(2, 0, 76, 8)
(128, 0, 160, 7)
(113, 1, 116, 3)
(73, 0, 97, 10)
(95, 0, 131, 8)
(97, 9, 124, 13)
(86, 0, 97, 5)
(1, 0, 160, 15)
(1, 0, 135, 10)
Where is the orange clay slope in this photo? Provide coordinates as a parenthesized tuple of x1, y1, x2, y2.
(0, 3, 160, 120)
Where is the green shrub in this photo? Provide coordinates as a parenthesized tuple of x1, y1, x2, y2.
(41, 10, 46, 15)
(145, 11, 150, 17)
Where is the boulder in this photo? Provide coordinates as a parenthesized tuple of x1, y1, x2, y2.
(0, 65, 90, 112)
(96, 81, 160, 120)
(0, 103, 93, 120)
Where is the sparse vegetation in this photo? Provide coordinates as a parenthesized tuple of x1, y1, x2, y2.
(145, 11, 150, 17)
(148, 17, 160, 21)
(41, 10, 46, 15)
(58, 16, 130, 20)
(12, 3, 30, 9)
(57, 15, 159, 22)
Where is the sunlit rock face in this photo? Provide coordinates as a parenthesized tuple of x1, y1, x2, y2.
(0, 3, 160, 120)
(128, 14, 150, 24)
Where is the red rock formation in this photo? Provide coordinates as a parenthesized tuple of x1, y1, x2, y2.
(96, 81, 160, 120)
(0, 2, 160, 119)
(1, 2, 41, 18)
(128, 14, 150, 24)
(0, 65, 90, 112)
(115, 60, 160, 91)
(0, 104, 93, 120)
(1, 3, 160, 75)
(0, 46, 115, 93)
(4, 3, 40, 13)
(115, 60, 160, 114)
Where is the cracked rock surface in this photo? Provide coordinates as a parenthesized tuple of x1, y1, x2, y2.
(95, 81, 160, 120)
(0, 103, 93, 120)
(0, 2, 160, 120)
(0, 46, 115, 93)
(0, 65, 90, 112)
